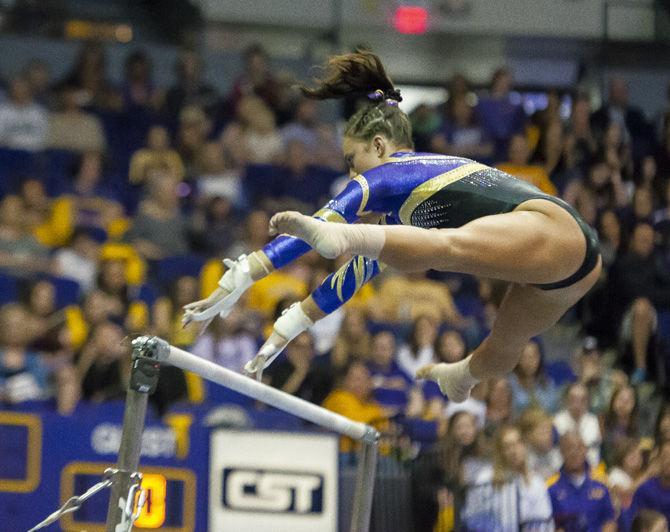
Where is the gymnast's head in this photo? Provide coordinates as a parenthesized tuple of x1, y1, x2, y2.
(299, 50, 414, 176)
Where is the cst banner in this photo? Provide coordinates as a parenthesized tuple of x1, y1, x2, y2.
(209, 430, 338, 532)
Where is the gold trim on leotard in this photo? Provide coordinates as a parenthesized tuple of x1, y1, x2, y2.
(314, 207, 346, 223)
(330, 255, 375, 302)
(352, 174, 371, 216)
(398, 162, 488, 225)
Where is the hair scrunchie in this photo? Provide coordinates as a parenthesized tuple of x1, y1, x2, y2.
(367, 88, 402, 105)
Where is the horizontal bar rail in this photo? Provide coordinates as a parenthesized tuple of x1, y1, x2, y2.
(135, 336, 380, 443)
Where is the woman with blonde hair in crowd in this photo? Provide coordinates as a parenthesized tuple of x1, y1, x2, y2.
(435, 328, 467, 364)
(463, 424, 554, 530)
(518, 407, 562, 480)
(221, 94, 283, 166)
(608, 437, 653, 512)
(601, 384, 640, 466)
(508, 338, 560, 415)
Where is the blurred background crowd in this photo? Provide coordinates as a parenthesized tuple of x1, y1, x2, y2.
(3, 15, 670, 530)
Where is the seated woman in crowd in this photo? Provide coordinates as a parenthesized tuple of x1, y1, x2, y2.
(95, 252, 148, 333)
(127, 167, 190, 260)
(129, 125, 184, 186)
(221, 94, 283, 166)
(265, 332, 329, 403)
(435, 328, 467, 365)
(462, 424, 554, 530)
(321, 360, 391, 453)
(76, 320, 130, 403)
(412, 410, 488, 532)
(65, 152, 126, 238)
(518, 407, 562, 480)
(601, 384, 640, 466)
(507, 338, 560, 415)
(608, 437, 651, 512)
(0, 194, 52, 276)
(20, 178, 73, 248)
(366, 330, 412, 413)
(396, 314, 437, 378)
(0, 303, 51, 405)
(191, 307, 258, 374)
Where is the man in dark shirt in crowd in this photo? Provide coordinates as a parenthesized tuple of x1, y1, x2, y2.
(267, 331, 332, 405)
(591, 77, 653, 161)
(162, 50, 217, 131)
(607, 223, 670, 383)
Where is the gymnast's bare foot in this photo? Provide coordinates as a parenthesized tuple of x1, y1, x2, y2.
(416, 362, 475, 403)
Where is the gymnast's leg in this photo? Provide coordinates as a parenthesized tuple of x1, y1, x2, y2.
(270, 200, 600, 402)
(270, 199, 586, 286)
(417, 261, 601, 401)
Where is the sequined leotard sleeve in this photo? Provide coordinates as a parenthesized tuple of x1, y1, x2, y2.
(261, 172, 393, 314)
(262, 175, 371, 269)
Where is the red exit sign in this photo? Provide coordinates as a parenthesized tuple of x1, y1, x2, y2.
(393, 5, 429, 34)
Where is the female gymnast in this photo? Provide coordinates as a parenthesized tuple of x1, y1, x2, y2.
(183, 51, 601, 403)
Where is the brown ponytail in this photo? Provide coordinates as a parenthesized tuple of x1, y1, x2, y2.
(299, 50, 399, 101)
(300, 50, 414, 149)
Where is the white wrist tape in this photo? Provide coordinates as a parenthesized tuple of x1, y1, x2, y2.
(273, 302, 313, 342)
(218, 254, 253, 292)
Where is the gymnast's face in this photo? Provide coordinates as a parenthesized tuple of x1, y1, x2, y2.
(343, 135, 395, 177)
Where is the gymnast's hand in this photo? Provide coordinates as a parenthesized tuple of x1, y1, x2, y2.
(182, 254, 255, 328)
(244, 302, 313, 378)
(244, 330, 290, 377)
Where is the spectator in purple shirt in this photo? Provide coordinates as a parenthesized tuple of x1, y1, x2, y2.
(621, 440, 670, 530)
(367, 330, 413, 412)
(548, 431, 616, 532)
(476, 67, 526, 161)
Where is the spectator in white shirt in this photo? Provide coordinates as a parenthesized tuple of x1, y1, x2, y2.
(519, 407, 563, 480)
(53, 228, 101, 293)
(45, 84, 106, 153)
(554, 382, 603, 467)
(0, 76, 47, 151)
(397, 314, 437, 378)
(464, 425, 555, 530)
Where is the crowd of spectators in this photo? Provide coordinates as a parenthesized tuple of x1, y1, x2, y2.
(3, 40, 670, 530)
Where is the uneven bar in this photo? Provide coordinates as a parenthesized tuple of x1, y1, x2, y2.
(147, 338, 379, 443)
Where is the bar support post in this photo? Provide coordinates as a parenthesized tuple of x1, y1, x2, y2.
(104, 339, 161, 532)
(350, 439, 378, 532)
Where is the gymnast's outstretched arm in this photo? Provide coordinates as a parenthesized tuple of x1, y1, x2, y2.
(245, 254, 384, 375)
(182, 176, 371, 326)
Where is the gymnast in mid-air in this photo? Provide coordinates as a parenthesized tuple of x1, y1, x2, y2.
(183, 50, 601, 403)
